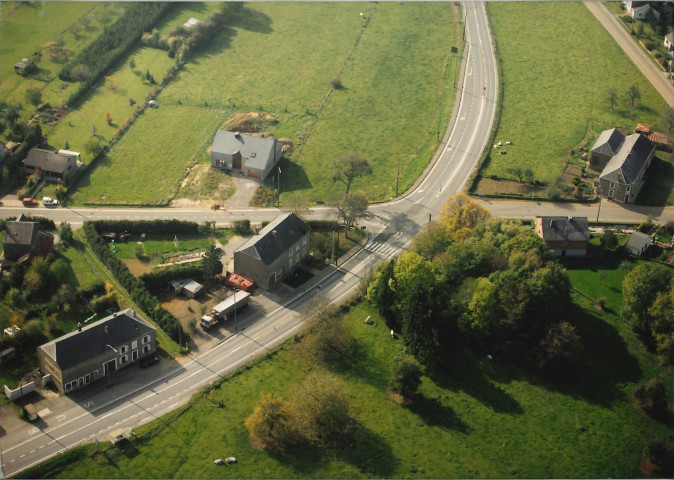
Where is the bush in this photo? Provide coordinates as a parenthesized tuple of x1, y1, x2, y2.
(634, 378, 669, 418)
(390, 357, 423, 399)
(234, 219, 251, 235)
(646, 41, 656, 51)
(330, 77, 343, 89)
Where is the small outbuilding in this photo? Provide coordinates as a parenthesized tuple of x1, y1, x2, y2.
(625, 231, 652, 256)
(169, 278, 204, 299)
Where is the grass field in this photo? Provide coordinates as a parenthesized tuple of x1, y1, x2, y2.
(481, 2, 669, 185)
(113, 233, 214, 260)
(68, 104, 224, 205)
(21, 257, 674, 478)
(0, 2, 126, 119)
(58, 243, 102, 289)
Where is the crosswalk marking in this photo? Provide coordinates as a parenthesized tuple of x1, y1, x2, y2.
(364, 241, 398, 259)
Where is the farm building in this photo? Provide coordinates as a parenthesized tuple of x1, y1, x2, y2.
(24, 148, 78, 185)
(37, 308, 156, 394)
(234, 213, 310, 289)
(210, 130, 282, 181)
(625, 232, 652, 256)
(535, 216, 589, 257)
(594, 131, 656, 204)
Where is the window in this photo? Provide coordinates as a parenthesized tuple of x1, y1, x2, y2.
(85, 375, 90, 385)
(65, 382, 72, 392)
(608, 189, 614, 197)
(121, 355, 128, 365)
(563, 241, 568, 247)
(78, 378, 84, 387)
(143, 345, 150, 354)
(94, 370, 99, 376)
(142, 335, 150, 344)
(120, 345, 127, 354)
(610, 182, 615, 189)
(626, 185, 631, 193)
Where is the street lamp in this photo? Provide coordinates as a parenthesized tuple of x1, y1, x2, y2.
(105, 344, 117, 389)
(233, 287, 238, 332)
(277, 167, 282, 207)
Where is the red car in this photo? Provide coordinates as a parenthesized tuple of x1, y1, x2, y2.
(22, 198, 38, 207)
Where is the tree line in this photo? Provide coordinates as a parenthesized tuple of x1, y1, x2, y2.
(366, 194, 578, 374)
(59, 2, 175, 107)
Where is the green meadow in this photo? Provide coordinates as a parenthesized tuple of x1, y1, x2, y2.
(481, 2, 669, 184)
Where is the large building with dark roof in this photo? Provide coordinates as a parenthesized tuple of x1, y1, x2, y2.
(535, 216, 589, 257)
(593, 130, 656, 204)
(37, 308, 156, 394)
(233, 213, 310, 289)
(210, 130, 282, 181)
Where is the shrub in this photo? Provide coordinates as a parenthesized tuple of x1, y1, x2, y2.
(634, 378, 669, 418)
(330, 77, 343, 89)
(234, 219, 251, 235)
(390, 357, 423, 399)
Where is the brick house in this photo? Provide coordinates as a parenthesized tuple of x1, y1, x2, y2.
(234, 213, 310, 289)
(535, 216, 589, 257)
(37, 308, 156, 394)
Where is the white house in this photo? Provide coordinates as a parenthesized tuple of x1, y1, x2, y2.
(625, 231, 652, 256)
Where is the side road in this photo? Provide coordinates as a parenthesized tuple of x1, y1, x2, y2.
(584, 1, 674, 107)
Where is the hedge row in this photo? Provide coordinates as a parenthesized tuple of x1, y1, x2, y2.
(60, 2, 175, 107)
(83, 221, 185, 343)
(140, 263, 206, 291)
(92, 219, 199, 235)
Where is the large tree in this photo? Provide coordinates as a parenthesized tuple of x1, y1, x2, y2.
(367, 260, 399, 329)
(440, 193, 491, 241)
(622, 264, 673, 338)
(244, 393, 294, 451)
(390, 357, 423, 400)
(331, 152, 372, 195)
(334, 191, 368, 229)
(202, 244, 223, 278)
(627, 84, 641, 107)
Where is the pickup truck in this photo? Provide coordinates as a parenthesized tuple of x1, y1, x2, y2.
(42, 196, 59, 207)
(22, 198, 38, 207)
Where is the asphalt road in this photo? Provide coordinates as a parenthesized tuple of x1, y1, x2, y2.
(584, 1, 674, 107)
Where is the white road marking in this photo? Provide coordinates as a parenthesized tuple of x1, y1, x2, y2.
(28, 428, 39, 435)
(56, 415, 66, 422)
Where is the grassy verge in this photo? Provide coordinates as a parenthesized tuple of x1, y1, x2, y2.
(481, 2, 668, 185)
(19, 256, 674, 478)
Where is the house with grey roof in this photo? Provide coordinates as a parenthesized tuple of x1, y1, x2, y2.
(590, 128, 625, 170)
(596, 131, 655, 204)
(210, 130, 282, 181)
(234, 213, 310, 289)
(24, 148, 78, 185)
(626, 231, 652, 256)
(2, 214, 53, 269)
(37, 308, 156, 394)
(535, 216, 589, 257)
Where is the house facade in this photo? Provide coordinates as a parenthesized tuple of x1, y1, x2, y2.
(210, 130, 282, 181)
(24, 148, 78, 185)
(626, 1, 661, 20)
(535, 216, 589, 257)
(666, 31, 674, 52)
(626, 231, 652, 256)
(596, 131, 655, 204)
(234, 213, 310, 289)
(2, 214, 53, 269)
(37, 308, 156, 394)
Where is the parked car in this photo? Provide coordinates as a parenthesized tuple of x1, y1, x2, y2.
(22, 198, 38, 207)
(42, 196, 59, 207)
(24, 403, 39, 421)
(140, 355, 160, 368)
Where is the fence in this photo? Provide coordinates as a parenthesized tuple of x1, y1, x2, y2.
(4, 381, 35, 401)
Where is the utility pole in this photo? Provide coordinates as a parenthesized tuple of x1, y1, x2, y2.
(277, 167, 281, 207)
(396, 158, 401, 195)
(331, 230, 336, 265)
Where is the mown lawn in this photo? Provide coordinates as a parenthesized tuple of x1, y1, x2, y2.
(0, 2, 126, 118)
(21, 262, 674, 478)
(481, 2, 669, 185)
(58, 243, 101, 289)
(68, 104, 224, 205)
(113, 233, 213, 260)
(44, 45, 177, 165)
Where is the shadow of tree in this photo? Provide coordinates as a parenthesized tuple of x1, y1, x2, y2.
(406, 394, 469, 432)
(232, 6, 273, 34)
(428, 353, 524, 415)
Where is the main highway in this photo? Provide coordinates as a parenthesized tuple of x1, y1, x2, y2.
(0, 2, 652, 476)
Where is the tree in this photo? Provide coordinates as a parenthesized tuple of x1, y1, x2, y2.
(202, 244, 223, 278)
(331, 152, 372, 195)
(523, 167, 534, 184)
(25, 88, 42, 107)
(606, 87, 618, 111)
(286, 191, 309, 217)
(627, 84, 641, 107)
(304, 298, 354, 364)
(69, 64, 90, 81)
(129, 58, 136, 69)
(59, 222, 73, 246)
(642, 441, 674, 477)
(600, 228, 618, 249)
(662, 107, 674, 133)
(390, 357, 423, 400)
(244, 393, 294, 451)
(537, 321, 582, 372)
(85, 137, 104, 157)
(290, 372, 354, 447)
(23, 270, 44, 299)
(129, 98, 136, 107)
(367, 260, 399, 329)
(507, 166, 524, 183)
(49, 259, 70, 282)
(335, 191, 368, 229)
(622, 264, 673, 338)
(411, 221, 452, 260)
(634, 378, 669, 418)
(105, 111, 113, 125)
(458, 277, 498, 338)
(440, 193, 491, 241)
